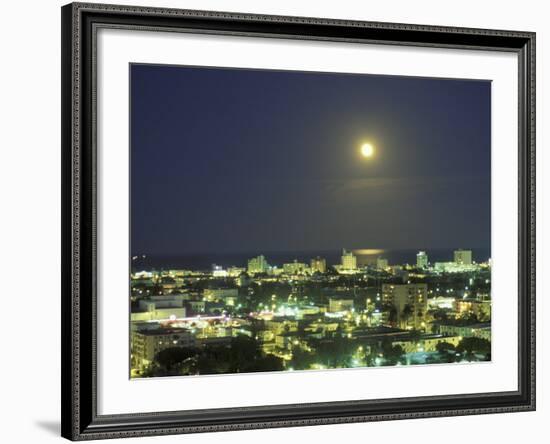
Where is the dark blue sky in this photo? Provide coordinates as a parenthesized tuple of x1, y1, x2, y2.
(131, 64, 491, 255)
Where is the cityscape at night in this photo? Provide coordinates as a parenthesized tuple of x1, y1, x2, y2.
(129, 64, 491, 378)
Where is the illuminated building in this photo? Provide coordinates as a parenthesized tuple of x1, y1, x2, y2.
(454, 299, 473, 316)
(416, 251, 428, 268)
(140, 293, 189, 308)
(341, 249, 357, 270)
(212, 265, 228, 277)
(382, 283, 428, 329)
(376, 257, 389, 270)
(310, 256, 327, 273)
(283, 260, 308, 275)
(454, 299, 492, 321)
(203, 288, 238, 302)
(297, 305, 321, 316)
(268, 266, 284, 276)
(476, 292, 491, 301)
(132, 270, 154, 279)
(429, 296, 455, 309)
(454, 249, 473, 265)
(265, 318, 299, 334)
(187, 300, 206, 313)
(196, 335, 232, 347)
(328, 297, 354, 313)
(275, 332, 299, 350)
(131, 328, 196, 369)
(169, 269, 194, 277)
(131, 296, 187, 321)
(392, 335, 462, 353)
(436, 322, 491, 341)
(247, 255, 269, 274)
(227, 267, 245, 277)
(152, 276, 177, 293)
(369, 310, 387, 327)
(434, 261, 479, 273)
(352, 249, 385, 267)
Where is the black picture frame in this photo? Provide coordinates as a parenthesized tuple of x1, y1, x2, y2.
(61, 2, 536, 440)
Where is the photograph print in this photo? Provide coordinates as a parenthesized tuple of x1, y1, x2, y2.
(129, 64, 492, 379)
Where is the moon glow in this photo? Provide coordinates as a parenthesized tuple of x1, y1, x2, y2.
(360, 143, 374, 158)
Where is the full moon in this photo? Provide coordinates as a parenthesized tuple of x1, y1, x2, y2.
(360, 143, 374, 158)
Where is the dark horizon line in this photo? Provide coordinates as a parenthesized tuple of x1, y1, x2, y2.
(131, 245, 491, 257)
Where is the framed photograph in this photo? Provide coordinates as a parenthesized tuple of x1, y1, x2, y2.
(61, 2, 536, 440)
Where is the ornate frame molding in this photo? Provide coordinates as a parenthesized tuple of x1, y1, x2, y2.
(61, 2, 535, 440)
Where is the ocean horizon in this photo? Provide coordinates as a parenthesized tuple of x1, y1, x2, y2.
(131, 247, 491, 272)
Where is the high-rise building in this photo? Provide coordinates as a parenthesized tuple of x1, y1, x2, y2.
(454, 249, 472, 265)
(212, 264, 228, 277)
(382, 283, 428, 329)
(247, 255, 269, 274)
(283, 259, 307, 275)
(310, 256, 327, 273)
(131, 328, 196, 369)
(376, 257, 389, 270)
(416, 251, 428, 268)
(341, 249, 357, 270)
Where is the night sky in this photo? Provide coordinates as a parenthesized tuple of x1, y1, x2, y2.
(130, 64, 491, 256)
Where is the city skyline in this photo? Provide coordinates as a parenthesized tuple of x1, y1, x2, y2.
(133, 247, 482, 274)
(130, 245, 491, 378)
(131, 246, 491, 274)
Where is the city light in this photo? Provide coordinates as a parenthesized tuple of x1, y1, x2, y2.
(130, 248, 491, 378)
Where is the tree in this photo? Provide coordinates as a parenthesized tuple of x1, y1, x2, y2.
(380, 339, 405, 365)
(248, 354, 285, 372)
(435, 341, 457, 363)
(387, 306, 398, 325)
(249, 317, 264, 339)
(402, 304, 414, 324)
(228, 335, 262, 371)
(290, 348, 317, 370)
(194, 336, 285, 375)
(456, 337, 491, 361)
(313, 337, 355, 368)
(155, 347, 198, 374)
(195, 347, 232, 375)
(140, 362, 163, 378)
(408, 329, 422, 343)
(436, 341, 456, 354)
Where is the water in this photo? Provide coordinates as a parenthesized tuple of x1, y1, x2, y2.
(131, 247, 491, 272)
